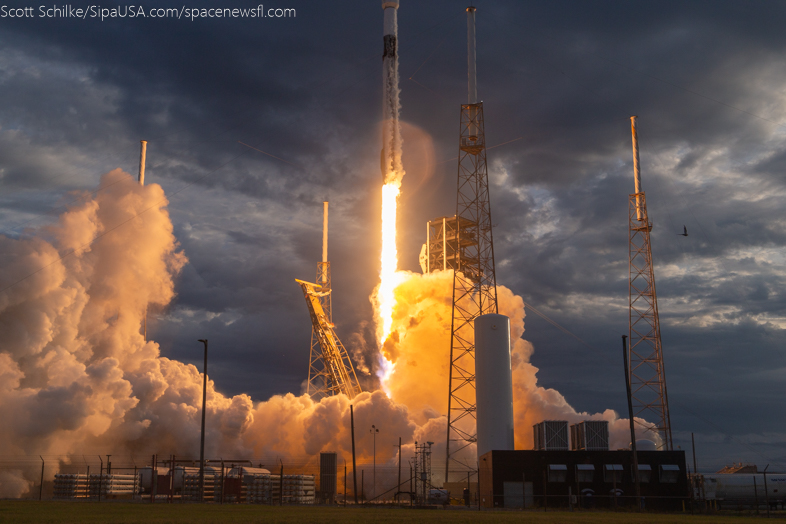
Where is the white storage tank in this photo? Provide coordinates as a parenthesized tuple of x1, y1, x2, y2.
(475, 313, 514, 457)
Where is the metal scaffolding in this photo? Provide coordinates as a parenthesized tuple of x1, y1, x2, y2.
(444, 101, 498, 483)
(414, 441, 434, 505)
(297, 279, 362, 400)
(306, 258, 333, 398)
(628, 116, 673, 450)
(419, 215, 478, 274)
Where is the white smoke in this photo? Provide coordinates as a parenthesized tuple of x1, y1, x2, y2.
(0, 172, 657, 496)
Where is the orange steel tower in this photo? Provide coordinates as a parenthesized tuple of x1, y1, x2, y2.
(628, 116, 673, 450)
(301, 202, 362, 400)
(444, 5, 499, 482)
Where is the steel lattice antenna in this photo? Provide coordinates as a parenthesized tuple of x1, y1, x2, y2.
(628, 116, 673, 450)
(444, 5, 498, 483)
(302, 202, 362, 400)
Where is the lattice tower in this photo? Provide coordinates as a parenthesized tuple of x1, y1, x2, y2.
(444, 5, 499, 483)
(302, 202, 361, 400)
(628, 116, 673, 450)
(298, 279, 362, 399)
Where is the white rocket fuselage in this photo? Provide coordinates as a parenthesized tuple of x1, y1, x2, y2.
(381, 1, 402, 183)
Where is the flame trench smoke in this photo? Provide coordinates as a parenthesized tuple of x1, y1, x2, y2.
(376, 0, 405, 392)
(0, 171, 659, 497)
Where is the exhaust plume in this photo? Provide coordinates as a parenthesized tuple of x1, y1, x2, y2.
(0, 172, 657, 496)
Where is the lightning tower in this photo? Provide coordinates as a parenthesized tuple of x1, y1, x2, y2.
(628, 116, 673, 450)
(299, 202, 362, 400)
(139, 140, 148, 341)
(444, 6, 498, 482)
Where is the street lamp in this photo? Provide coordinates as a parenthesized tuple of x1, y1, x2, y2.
(370, 425, 379, 500)
(198, 339, 208, 502)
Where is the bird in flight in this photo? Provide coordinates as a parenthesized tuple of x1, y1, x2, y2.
(678, 225, 688, 237)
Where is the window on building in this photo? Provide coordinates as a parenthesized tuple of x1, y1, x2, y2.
(604, 464, 623, 483)
(659, 465, 680, 483)
(576, 464, 594, 483)
(548, 464, 567, 483)
(632, 464, 651, 483)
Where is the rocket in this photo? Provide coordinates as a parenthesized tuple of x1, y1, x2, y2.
(381, 0, 403, 183)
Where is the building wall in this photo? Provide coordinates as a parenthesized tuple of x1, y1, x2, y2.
(479, 449, 688, 511)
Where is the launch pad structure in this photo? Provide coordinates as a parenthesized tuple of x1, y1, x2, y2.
(628, 117, 673, 450)
(444, 6, 499, 483)
(297, 202, 362, 400)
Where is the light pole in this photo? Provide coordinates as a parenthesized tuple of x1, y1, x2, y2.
(198, 339, 208, 502)
(370, 425, 379, 500)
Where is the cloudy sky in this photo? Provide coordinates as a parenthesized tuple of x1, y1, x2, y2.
(1, 0, 785, 472)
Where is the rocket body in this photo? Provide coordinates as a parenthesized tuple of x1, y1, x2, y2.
(381, 1, 403, 184)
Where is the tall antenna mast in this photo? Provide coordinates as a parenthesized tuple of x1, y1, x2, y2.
(307, 202, 333, 396)
(139, 140, 148, 341)
(138, 140, 147, 186)
(300, 202, 361, 400)
(321, 201, 329, 285)
(445, 5, 498, 483)
(628, 116, 673, 450)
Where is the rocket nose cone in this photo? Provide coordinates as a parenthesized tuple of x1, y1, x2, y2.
(382, 0, 399, 9)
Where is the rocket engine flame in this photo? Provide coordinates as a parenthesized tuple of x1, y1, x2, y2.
(377, 182, 403, 391)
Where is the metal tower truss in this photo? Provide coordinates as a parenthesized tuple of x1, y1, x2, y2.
(297, 277, 362, 400)
(414, 441, 434, 504)
(419, 215, 477, 274)
(306, 261, 332, 398)
(628, 193, 673, 450)
(445, 102, 498, 482)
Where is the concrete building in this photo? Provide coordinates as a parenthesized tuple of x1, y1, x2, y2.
(479, 449, 688, 510)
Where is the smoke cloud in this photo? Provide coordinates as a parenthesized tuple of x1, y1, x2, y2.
(0, 173, 655, 496)
(378, 269, 661, 476)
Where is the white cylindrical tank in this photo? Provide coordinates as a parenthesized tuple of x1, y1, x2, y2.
(704, 473, 786, 506)
(475, 313, 514, 457)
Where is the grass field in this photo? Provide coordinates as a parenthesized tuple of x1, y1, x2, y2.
(0, 502, 776, 524)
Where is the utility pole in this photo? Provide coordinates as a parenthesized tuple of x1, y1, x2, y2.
(39, 456, 44, 501)
(370, 425, 379, 500)
(622, 335, 642, 509)
(198, 339, 208, 502)
(397, 437, 402, 501)
(351, 405, 358, 504)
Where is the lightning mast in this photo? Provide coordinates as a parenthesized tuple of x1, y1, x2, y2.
(301, 202, 362, 400)
(628, 116, 673, 450)
(139, 140, 148, 342)
(444, 5, 498, 483)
